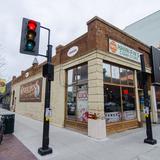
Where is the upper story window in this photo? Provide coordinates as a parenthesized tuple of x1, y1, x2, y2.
(67, 64, 88, 86)
(103, 62, 134, 86)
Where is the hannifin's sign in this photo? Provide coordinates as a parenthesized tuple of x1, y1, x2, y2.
(109, 39, 141, 63)
(20, 78, 42, 102)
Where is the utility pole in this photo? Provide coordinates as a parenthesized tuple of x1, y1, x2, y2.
(140, 54, 157, 145)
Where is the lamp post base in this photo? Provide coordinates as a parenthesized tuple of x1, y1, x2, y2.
(38, 147, 53, 156)
(144, 138, 157, 145)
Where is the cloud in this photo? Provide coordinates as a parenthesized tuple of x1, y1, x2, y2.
(0, 0, 160, 81)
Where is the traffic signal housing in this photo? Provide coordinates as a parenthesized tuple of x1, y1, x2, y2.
(20, 18, 40, 55)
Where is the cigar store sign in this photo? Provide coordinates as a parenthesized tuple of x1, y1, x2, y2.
(20, 78, 42, 102)
(109, 39, 141, 63)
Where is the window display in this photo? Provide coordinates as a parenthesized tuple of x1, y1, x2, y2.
(120, 68, 127, 85)
(103, 63, 111, 82)
(122, 87, 136, 120)
(67, 64, 88, 122)
(112, 66, 120, 84)
(103, 62, 136, 123)
(104, 85, 121, 122)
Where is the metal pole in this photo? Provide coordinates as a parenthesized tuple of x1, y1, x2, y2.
(38, 27, 53, 155)
(140, 54, 157, 145)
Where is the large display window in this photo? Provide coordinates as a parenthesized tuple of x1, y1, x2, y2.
(66, 64, 88, 122)
(103, 62, 136, 123)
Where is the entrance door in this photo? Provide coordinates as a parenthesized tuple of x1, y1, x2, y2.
(138, 90, 145, 122)
(155, 86, 160, 122)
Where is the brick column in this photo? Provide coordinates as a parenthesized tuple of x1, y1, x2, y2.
(88, 58, 106, 139)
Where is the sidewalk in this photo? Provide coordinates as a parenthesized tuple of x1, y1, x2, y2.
(14, 113, 160, 160)
(1, 108, 160, 160)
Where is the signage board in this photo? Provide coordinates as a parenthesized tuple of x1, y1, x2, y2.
(20, 78, 42, 102)
(77, 89, 88, 122)
(67, 46, 79, 57)
(151, 46, 160, 85)
(109, 39, 141, 62)
(105, 112, 121, 123)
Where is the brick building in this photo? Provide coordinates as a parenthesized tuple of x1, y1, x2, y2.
(10, 17, 155, 138)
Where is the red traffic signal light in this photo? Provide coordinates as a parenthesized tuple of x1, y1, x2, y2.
(20, 18, 40, 55)
(28, 20, 37, 31)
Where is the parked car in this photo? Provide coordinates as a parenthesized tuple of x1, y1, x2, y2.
(104, 102, 120, 112)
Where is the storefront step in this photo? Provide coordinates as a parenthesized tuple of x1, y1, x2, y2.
(65, 120, 88, 134)
(106, 119, 139, 134)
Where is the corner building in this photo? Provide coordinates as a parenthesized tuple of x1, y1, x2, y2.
(11, 17, 153, 139)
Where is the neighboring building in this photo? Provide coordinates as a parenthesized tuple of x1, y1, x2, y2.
(11, 16, 155, 138)
(124, 10, 160, 47)
(0, 81, 11, 110)
(124, 10, 160, 123)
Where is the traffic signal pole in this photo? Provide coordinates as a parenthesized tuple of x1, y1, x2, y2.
(38, 27, 53, 155)
(20, 18, 53, 156)
(140, 54, 157, 145)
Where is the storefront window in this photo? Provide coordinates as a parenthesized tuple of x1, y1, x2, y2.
(120, 68, 127, 85)
(104, 85, 121, 123)
(122, 87, 136, 120)
(127, 70, 134, 85)
(67, 63, 88, 122)
(67, 86, 76, 120)
(103, 63, 111, 82)
(68, 68, 76, 85)
(103, 62, 136, 123)
(112, 66, 120, 84)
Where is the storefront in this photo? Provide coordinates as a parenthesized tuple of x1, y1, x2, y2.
(11, 16, 154, 138)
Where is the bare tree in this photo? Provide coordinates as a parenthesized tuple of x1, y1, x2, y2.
(0, 44, 6, 77)
(0, 55, 5, 69)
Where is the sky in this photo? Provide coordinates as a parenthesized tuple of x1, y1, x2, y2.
(0, 0, 160, 82)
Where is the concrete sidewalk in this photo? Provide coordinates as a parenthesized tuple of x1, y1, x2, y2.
(0, 107, 159, 160)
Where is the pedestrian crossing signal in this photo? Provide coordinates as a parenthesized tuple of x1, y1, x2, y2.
(20, 18, 40, 55)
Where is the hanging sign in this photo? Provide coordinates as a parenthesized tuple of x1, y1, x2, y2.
(109, 39, 141, 63)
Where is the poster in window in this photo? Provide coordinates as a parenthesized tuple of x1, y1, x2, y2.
(77, 89, 88, 122)
(123, 111, 136, 120)
(105, 112, 121, 123)
(20, 78, 42, 102)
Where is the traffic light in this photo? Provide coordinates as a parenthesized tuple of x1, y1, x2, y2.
(20, 18, 40, 55)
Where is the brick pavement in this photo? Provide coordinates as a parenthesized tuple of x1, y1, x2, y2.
(0, 134, 37, 160)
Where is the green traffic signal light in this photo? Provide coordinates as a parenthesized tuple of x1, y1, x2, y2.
(25, 40, 35, 51)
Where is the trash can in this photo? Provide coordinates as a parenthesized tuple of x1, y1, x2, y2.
(1, 114, 15, 134)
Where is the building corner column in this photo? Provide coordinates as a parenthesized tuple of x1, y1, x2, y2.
(88, 58, 106, 139)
